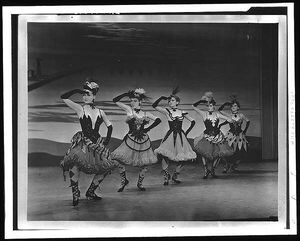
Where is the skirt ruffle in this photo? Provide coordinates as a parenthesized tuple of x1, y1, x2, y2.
(154, 132, 196, 162)
(226, 132, 248, 152)
(194, 132, 234, 161)
(112, 133, 157, 167)
(60, 131, 118, 174)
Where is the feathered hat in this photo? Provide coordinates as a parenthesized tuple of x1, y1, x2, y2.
(83, 77, 99, 95)
(229, 94, 240, 107)
(168, 86, 181, 102)
(201, 91, 216, 105)
(128, 88, 150, 101)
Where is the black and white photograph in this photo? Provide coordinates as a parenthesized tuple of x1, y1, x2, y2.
(3, 3, 296, 239)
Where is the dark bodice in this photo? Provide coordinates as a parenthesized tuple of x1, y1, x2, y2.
(126, 116, 149, 134)
(203, 116, 220, 136)
(79, 114, 103, 143)
(229, 118, 243, 135)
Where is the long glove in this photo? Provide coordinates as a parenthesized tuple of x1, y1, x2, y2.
(243, 121, 250, 135)
(103, 125, 113, 146)
(113, 92, 130, 103)
(144, 118, 161, 133)
(218, 102, 231, 111)
(152, 96, 169, 108)
(61, 89, 86, 99)
(185, 120, 195, 136)
(192, 99, 208, 107)
(218, 120, 229, 128)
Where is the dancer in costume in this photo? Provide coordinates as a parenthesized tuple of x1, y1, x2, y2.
(112, 88, 161, 192)
(60, 79, 118, 206)
(192, 92, 234, 179)
(152, 87, 197, 185)
(218, 95, 250, 173)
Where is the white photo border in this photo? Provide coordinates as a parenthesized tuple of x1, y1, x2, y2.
(3, 3, 296, 239)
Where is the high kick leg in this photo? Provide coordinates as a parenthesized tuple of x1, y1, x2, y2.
(69, 166, 80, 206)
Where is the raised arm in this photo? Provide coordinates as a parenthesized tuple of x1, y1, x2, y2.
(182, 111, 195, 136)
(192, 99, 207, 120)
(113, 92, 132, 114)
(152, 96, 169, 115)
(60, 89, 86, 114)
(217, 112, 233, 122)
(218, 102, 232, 118)
(99, 109, 113, 146)
(144, 112, 161, 133)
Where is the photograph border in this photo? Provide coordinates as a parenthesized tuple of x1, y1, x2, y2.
(3, 3, 296, 238)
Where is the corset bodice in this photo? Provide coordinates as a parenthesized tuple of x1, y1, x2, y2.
(79, 107, 103, 143)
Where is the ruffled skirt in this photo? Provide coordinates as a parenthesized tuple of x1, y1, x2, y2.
(194, 132, 234, 161)
(154, 132, 196, 162)
(112, 133, 157, 167)
(60, 131, 118, 174)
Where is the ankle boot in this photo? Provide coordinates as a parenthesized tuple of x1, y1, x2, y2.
(171, 171, 181, 184)
(211, 166, 218, 178)
(163, 169, 171, 185)
(86, 182, 102, 200)
(137, 174, 146, 191)
(117, 171, 129, 192)
(203, 165, 210, 179)
(70, 180, 80, 206)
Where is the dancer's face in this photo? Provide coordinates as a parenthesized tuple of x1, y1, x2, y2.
(83, 90, 95, 104)
(130, 98, 141, 109)
(207, 103, 215, 112)
(168, 97, 179, 108)
(231, 103, 239, 113)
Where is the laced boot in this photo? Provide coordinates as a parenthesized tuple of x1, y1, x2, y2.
(163, 169, 171, 185)
(70, 180, 80, 206)
(137, 174, 146, 191)
(117, 171, 129, 192)
(86, 182, 102, 200)
(171, 171, 181, 184)
(203, 165, 210, 179)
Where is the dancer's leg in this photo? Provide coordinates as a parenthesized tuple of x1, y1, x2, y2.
(172, 162, 183, 184)
(137, 166, 148, 191)
(161, 156, 171, 185)
(69, 165, 80, 206)
(117, 164, 129, 192)
(86, 172, 110, 200)
(202, 157, 210, 179)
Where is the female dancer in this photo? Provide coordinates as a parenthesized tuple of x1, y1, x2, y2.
(60, 79, 118, 206)
(218, 95, 250, 172)
(112, 88, 161, 192)
(192, 92, 234, 179)
(152, 87, 197, 185)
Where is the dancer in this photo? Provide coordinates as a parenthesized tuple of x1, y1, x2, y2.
(112, 88, 161, 192)
(152, 87, 197, 185)
(218, 95, 250, 172)
(192, 92, 234, 179)
(60, 79, 118, 206)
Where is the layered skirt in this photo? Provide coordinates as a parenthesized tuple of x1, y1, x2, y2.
(154, 132, 196, 162)
(60, 131, 118, 174)
(194, 131, 234, 161)
(112, 133, 157, 167)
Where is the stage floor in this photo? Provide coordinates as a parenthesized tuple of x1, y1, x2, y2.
(28, 160, 277, 221)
